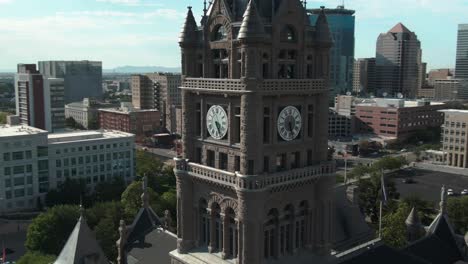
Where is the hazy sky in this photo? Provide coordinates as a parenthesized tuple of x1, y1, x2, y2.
(0, 0, 466, 70)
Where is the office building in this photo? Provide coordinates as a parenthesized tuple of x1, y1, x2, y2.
(455, 24, 468, 80)
(65, 98, 118, 129)
(99, 103, 161, 142)
(329, 108, 354, 138)
(131, 75, 157, 110)
(14, 64, 65, 132)
(310, 5, 355, 100)
(38, 61, 102, 103)
(146, 73, 182, 134)
(355, 98, 445, 139)
(352, 58, 376, 95)
(0, 124, 135, 213)
(440, 109, 468, 168)
(376, 23, 422, 98)
(434, 79, 461, 101)
(428, 68, 452, 86)
(171, 2, 335, 263)
(417, 86, 435, 99)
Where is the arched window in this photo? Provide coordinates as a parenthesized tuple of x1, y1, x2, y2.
(280, 205, 294, 256)
(212, 203, 223, 251)
(264, 208, 279, 259)
(199, 199, 210, 246)
(296, 201, 308, 249)
(281, 25, 296, 42)
(226, 208, 238, 258)
(213, 25, 228, 41)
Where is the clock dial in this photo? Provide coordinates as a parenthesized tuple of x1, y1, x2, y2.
(206, 105, 229, 140)
(277, 106, 302, 141)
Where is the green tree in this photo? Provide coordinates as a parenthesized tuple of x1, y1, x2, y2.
(357, 173, 400, 223)
(0, 112, 7, 124)
(401, 195, 435, 225)
(88, 116, 99, 130)
(121, 180, 159, 218)
(447, 196, 468, 234)
(45, 178, 90, 207)
(17, 251, 56, 264)
(26, 205, 80, 255)
(372, 156, 408, 171)
(348, 164, 372, 180)
(93, 177, 126, 202)
(381, 202, 411, 248)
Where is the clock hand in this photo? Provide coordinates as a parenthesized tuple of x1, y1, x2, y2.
(288, 120, 293, 133)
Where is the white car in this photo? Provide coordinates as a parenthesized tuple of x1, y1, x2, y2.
(447, 189, 455, 196)
(461, 189, 468, 195)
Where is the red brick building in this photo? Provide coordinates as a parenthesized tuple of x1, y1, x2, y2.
(355, 98, 445, 139)
(99, 103, 160, 142)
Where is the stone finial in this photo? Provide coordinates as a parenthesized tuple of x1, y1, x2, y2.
(405, 207, 421, 226)
(440, 185, 447, 214)
(116, 219, 127, 264)
(141, 175, 149, 208)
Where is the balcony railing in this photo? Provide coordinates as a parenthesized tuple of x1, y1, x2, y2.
(182, 78, 326, 94)
(177, 159, 335, 191)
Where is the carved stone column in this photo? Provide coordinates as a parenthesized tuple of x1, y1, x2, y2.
(208, 209, 216, 253)
(181, 89, 193, 159)
(221, 214, 229, 259)
(174, 158, 195, 254)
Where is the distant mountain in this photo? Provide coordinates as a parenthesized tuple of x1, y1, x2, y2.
(105, 66, 181, 74)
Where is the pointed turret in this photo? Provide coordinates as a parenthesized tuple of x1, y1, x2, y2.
(315, 6, 332, 45)
(55, 207, 108, 264)
(405, 207, 423, 242)
(238, 0, 266, 41)
(179, 6, 198, 44)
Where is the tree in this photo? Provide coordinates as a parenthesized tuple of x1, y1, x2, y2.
(357, 173, 399, 223)
(45, 178, 90, 207)
(447, 196, 468, 234)
(88, 116, 99, 130)
(401, 195, 435, 225)
(381, 202, 411, 248)
(0, 112, 7, 124)
(121, 180, 159, 218)
(93, 176, 126, 202)
(25, 205, 80, 255)
(348, 164, 372, 180)
(372, 156, 408, 171)
(65, 117, 85, 130)
(17, 251, 56, 264)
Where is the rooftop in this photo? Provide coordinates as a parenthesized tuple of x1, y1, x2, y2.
(439, 109, 468, 114)
(99, 107, 159, 114)
(388, 22, 412, 33)
(0, 125, 47, 137)
(48, 130, 134, 144)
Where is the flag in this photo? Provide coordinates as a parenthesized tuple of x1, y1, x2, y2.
(380, 172, 388, 205)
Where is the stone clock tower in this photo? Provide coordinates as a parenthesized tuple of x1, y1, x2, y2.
(171, 1, 335, 263)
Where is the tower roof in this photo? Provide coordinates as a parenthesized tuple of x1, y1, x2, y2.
(179, 6, 198, 44)
(55, 214, 108, 264)
(388, 23, 412, 33)
(405, 207, 421, 227)
(238, 0, 266, 41)
(315, 6, 333, 44)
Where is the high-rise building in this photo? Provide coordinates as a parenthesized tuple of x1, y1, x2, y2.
(38, 61, 102, 103)
(0, 124, 135, 213)
(131, 74, 157, 110)
(352, 58, 376, 95)
(171, 1, 335, 263)
(440, 109, 468, 168)
(375, 23, 422, 98)
(146, 73, 182, 134)
(14, 64, 65, 132)
(456, 24, 468, 99)
(310, 5, 355, 100)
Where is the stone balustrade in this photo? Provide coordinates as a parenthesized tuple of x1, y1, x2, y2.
(182, 78, 246, 92)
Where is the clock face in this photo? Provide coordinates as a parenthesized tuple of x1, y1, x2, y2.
(206, 105, 229, 140)
(277, 106, 302, 141)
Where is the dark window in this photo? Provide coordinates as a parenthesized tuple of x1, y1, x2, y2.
(196, 103, 202, 136)
(263, 107, 270, 144)
(213, 25, 227, 41)
(263, 156, 269, 173)
(234, 107, 241, 143)
(248, 160, 254, 175)
(276, 154, 286, 171)
(219, 153, 228, 170)
(195, 147, 202, 164)
(291, 152, 300, 169)
(207, 150, 215, 167)
(234, 156, 240, 172)
(308, 105, 314, 137)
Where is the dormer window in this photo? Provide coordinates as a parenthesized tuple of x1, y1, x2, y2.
(213, 25, 227, 41)
(281, 25, 296, 42)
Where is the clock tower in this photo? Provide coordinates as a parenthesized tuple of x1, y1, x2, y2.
(171, 1, 335, 263)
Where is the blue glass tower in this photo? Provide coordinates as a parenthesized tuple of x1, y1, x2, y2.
(309, 5, 355, 102)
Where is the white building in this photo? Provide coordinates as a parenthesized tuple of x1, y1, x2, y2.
(65, 98, 98, 129)
(0, 124, 135, 213)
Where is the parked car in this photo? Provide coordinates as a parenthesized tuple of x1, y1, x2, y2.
(447, 189, 455, 196)
(461, 189, 468, 196)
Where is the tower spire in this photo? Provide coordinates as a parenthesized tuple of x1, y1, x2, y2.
(238, 0, 266, 41)
(179, 6, 198, 44)
(440, 185, 447, 214)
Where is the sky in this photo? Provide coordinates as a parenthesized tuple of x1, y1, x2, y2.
(0, 0, 466, 71)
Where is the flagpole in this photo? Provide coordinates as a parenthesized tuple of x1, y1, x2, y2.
(379, 200, 383, 238)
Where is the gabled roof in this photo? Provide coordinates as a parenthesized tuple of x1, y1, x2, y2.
(55, 215, 108, 264)
(238, 0, 266, 41)
(126, 207, 162, 245)
(388, 23, 411, 33)
(339, 243, 430, 264)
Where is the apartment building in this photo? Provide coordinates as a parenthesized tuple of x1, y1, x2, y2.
(0, 124, 135, 213)
(440, 109, 468, 168)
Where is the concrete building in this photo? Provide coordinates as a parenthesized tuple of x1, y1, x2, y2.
(417, 86, 435, 99)
(99, 103, 161, 142)
(131, 74, 157, 110)
(146, 73, 182, 134)
(14, 64, 65, 132)
(38, 61, 102, 103)
(310, 5, 355, 100)
(65, 98, 118, 129)
(376, 23, 422, 98)
(455, 24, 468, 80)
(329, 108, 353, 138)
(0, 124, 135, 213)
(352, 58, 376, 95)
(428, 68, 452, 86)
(355, 98, 445, 139)
(434, 79, 461, 101)
(440, 109, 468, 168)
(171, 2, 335, 264)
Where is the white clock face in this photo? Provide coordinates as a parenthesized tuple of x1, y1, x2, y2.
(277, 106, 302, 141)
(206, 105, 228, 140)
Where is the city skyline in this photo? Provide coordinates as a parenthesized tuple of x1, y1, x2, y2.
(0, 0, 467, 71)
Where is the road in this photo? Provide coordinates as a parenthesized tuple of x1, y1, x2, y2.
(135, 145, 177, 163)
(392, 168, 468, 203)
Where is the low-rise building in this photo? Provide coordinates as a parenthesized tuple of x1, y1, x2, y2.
(65, 98, 118, 129)
(99, 103, 161, 142)
(329, 108, 354, 139)
(434, 79, 461, 101)
(0, 124, 135, 213)
(440, 109, 468, 168)
(355, 98, 445, 139)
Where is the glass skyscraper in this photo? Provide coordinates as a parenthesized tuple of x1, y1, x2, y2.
(309, 5, 355, 102)
(455, 24, 468, 99)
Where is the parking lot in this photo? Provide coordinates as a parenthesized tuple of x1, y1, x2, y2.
(391, 168, 468, 203)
